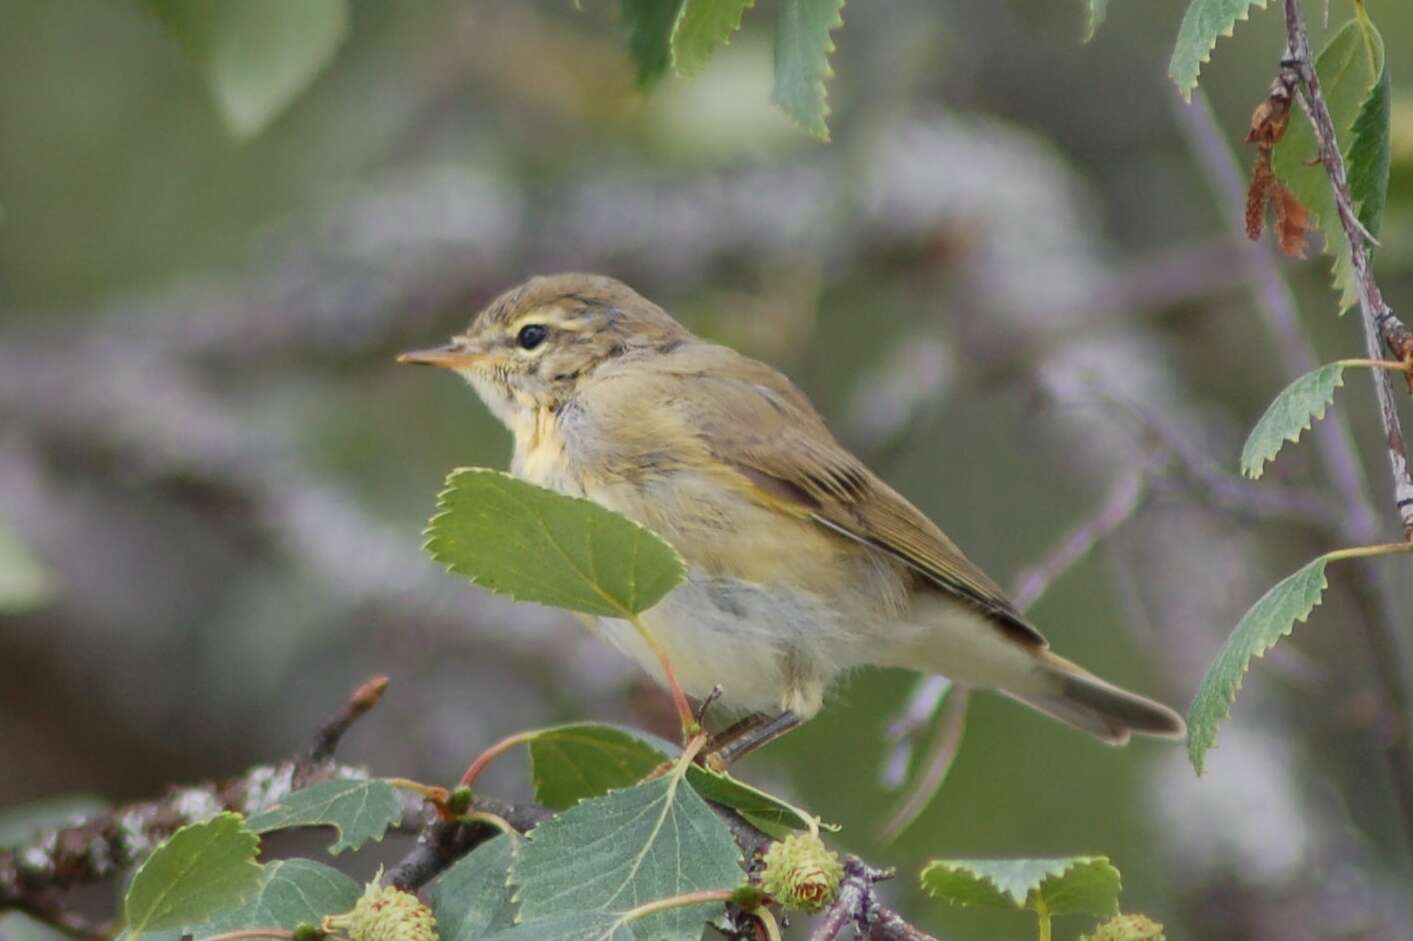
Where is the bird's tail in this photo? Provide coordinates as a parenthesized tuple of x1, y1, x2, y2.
(1002, 650, 1186, 746)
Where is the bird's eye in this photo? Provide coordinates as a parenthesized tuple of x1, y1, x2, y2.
(516, 324, 548, 351)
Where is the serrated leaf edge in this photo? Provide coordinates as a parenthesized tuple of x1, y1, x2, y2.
(422, 467, 687, 618)
(1240, 364, 1346, 479)
(772, 0, 846, 141)
(247, 779, 401, 855)
(524, 721, 820, 830)
(1187, 560, 1329, 774)
(669, 0, 756, 77)
(1169, 0, 1270, 101)
(919, 856, 1113, 910)
(507, 764, 744, 919)
(123, 812, 262, 941)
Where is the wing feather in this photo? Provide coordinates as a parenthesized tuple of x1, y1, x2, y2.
(659, 346, 1047, 648)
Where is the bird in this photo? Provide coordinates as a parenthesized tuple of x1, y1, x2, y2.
(398, 273, 1184, 759)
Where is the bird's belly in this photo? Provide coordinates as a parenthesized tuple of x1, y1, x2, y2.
(595, 570, 862, 718)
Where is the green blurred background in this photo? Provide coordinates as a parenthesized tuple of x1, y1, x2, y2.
(3, 0, 1413, 937)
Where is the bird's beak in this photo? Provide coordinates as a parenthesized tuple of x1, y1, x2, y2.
(396, 342, 487, 369)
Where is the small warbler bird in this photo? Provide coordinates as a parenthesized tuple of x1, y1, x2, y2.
(400, 274, 1184, 753)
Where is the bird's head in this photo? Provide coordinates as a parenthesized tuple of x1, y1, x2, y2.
(398, 273, 689, 426)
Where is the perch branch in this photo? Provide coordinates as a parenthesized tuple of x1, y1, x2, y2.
(1281, 0, 1413, 540)
(1, 682, 944, 941)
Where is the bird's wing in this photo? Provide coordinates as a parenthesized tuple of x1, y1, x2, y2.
(663, 347, 1046, 648)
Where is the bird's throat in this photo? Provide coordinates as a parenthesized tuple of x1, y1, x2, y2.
(510, 405, 576, 494)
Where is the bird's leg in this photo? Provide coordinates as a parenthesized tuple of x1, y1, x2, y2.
(702, 712, 771, 753)
(703, 710, 801, 771)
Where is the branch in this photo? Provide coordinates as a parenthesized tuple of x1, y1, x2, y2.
(1009, 465, 1149, 611)
(1175, 68, 1413, 854)
(380, 796, 941, 941)
(2, 681, 945, 941)
(309, 675, 390, 761)
(808, 857, 894, 941)
(1281, 0, 1413, 541)
(0, 678, 398, 939)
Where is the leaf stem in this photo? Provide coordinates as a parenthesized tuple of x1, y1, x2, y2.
(384, 778, 449, 803)
(617, 889, 735, 926)
(675, 731, 710, 775)
(196, 930, 299, 941)
(1333, 358, 1413, 373)
(456, 810, 516, 835)
(1322, 541, 1413, 564)
(628, 613, 700, 739)
(754, 906, 785, 941)
(458, 730, 542, 789)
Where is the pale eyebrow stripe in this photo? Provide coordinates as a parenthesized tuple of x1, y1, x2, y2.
(507, 306, 590, 332)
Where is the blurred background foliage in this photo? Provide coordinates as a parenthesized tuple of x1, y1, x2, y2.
(2, 0, 1413, 938)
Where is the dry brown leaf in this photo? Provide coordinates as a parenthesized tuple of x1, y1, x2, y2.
(1271, 182, 1311, 258)
(1246, 152, 1275, 241)
(1245, 84, 1291, 147)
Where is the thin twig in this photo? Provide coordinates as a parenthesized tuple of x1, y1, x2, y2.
(1176, 46, 1413, 857)
(808, 857, 909, 941)
(877, 685, 971, 842)
(309, 675, 390, 762)
(1280, 0, 1413, 538)
(1010, 466, 1149, 611)
(1174, 92, 1382, 540)
(881, 462, 1152, 818)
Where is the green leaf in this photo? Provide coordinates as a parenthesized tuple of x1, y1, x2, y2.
(1167, 0, 1268, 100)
(1239, 363, 1346, 479)
(920, 857, 1121, 917)
(1084, 0, 1110, 42)
(621, 0, 688, 88)
(483, 913, 632, 941)
(1187, 556, 1329, 774)
(686, 765, 820, 832)
(429, 834, 520, 941)
(122, 813, 263, 941)
(672, 0, 755, 76)
(529, 723, 666, 810)
(1332, 38, 1390, 309)
(772, 0, 845, 140)
(0, 525, 53, 614)
(246, 778, 402, 855)
(511, 766, 742, 940)
(1272, 14, 1386, 310)
(527, 722, 816, 830)
(131, 860, 361, 941)
(143, 0, 349, 136)
(425, 469, 686, 619)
